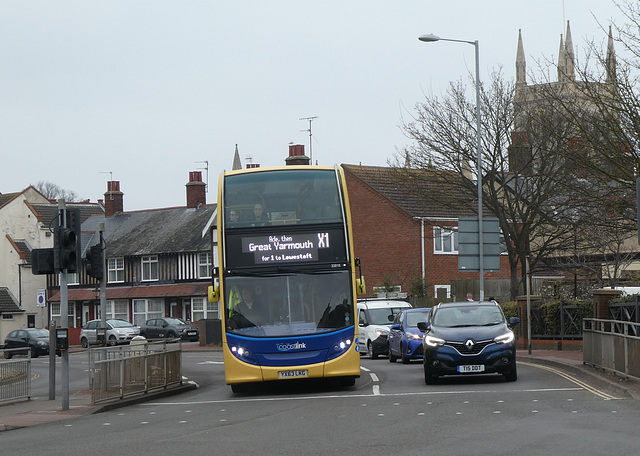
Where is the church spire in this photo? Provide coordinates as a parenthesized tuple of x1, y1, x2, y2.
(232, 144, 242, 170)
(557, 33, 566, 81)
(606, 25, 617, 83)
(516, 29, 527, 87)
(563, 20, 575, 81)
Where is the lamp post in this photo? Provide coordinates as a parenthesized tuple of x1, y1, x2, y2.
(419, 34, 484, 301)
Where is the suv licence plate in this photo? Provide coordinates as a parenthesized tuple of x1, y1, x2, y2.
(278, 370, 308, 379)
(457, 365, 485, 373)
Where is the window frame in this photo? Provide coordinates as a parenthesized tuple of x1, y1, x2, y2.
(141, 255, 159, 282)
(433, 226, 458, 254)
(107, 257, 125, 283)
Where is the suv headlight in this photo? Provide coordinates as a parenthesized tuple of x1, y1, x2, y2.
(494, 331, 515, 344)
(424, 335, 445, 347)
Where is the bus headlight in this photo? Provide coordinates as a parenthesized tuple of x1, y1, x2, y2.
(326, 337, 353, 361)
(231, 345, 258, 364)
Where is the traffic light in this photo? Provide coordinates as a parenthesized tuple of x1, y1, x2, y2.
(85, 244, 104, 279)
(32, 248, 56, 275)
(54, 208, 81, 272)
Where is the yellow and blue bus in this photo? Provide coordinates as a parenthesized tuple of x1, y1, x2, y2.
(209, 166, 365, 392)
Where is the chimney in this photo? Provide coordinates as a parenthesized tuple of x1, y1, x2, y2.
(285, 144, 310, 166)
(246, 163, 260, 169)
(186, 171, 206, 208)
(104, 181, 124, 216)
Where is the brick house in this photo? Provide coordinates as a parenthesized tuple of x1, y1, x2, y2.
(46, 172, 217, 342)
(342, 164, 511, 302)
(0, 187, 103, 340)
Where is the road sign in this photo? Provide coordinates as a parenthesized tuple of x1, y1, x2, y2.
(37, 289, 46, 307)
(458, 217, 502, 272)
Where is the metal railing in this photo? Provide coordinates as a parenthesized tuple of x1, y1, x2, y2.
(0, 348, 32, 403)
(88, 340, 183, 404)
(583, 318, 640, 380)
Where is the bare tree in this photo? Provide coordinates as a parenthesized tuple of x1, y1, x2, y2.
(399, 69, 578, 299)
(34, 181, 80, 202)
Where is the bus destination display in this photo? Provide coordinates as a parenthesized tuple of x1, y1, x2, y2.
(226, 228, 347, 268)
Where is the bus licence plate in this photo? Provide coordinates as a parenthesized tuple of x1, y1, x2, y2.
(278, 370, 308, 379)
(457, 365, 485, 373)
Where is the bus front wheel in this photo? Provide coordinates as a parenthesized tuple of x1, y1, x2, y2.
(231, 383, 249, 393)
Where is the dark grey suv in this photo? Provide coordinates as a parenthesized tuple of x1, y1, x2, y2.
(419, 301, 519, 384)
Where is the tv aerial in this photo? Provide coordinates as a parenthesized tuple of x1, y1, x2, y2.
(300, 116, 318, 165)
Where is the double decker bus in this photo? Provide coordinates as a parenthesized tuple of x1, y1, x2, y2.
(209, 166, 365, 392)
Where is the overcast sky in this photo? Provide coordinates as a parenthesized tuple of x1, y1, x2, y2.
(0, 1, 624, 211)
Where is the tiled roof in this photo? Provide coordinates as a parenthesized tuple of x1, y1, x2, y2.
(0, 287, 23, 313)
(30, 202, 104, 230)
(0, 192, 19, 209)
(9, 239, 32, 264)
(81, 204, 217, 257)
(342, 164, 476, 219)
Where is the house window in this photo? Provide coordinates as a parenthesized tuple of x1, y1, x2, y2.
(106, 300, 129, 321)
(67, 272, 79, 285)
(2, 314, 13, 321)
(108, 258, 125, 283)
(50, 302, 76, 327)
(141, 256, 159, 281)
(433, 226, 458, 253)
(198, 253, 212, 279)
(132, 298, 164, 326)
(191, 297, 218, 321)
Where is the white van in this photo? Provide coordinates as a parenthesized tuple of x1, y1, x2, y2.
(357, 299, 412, 358)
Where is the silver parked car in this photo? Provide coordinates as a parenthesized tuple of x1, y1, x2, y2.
(80, 319, 140, 347)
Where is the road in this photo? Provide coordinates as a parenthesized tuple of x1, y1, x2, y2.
(5, 350, 640, 455)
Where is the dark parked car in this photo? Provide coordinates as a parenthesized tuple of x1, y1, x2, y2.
(388, 308, 431, 363)
(419, 301, 519, 384)
(139, 318, 200, 341)
(2, 328, 60, 358)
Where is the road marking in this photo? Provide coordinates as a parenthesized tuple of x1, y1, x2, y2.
(519, 361, 622, 400)
(143, 387, 585, 406)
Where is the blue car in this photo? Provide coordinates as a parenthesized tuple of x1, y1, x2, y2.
(388, 308, 431, 363)
(419, 301, 519, 384)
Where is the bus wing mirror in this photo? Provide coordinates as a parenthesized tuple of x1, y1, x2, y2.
(356, 277, 366, 295)
(208, 285, 220, 302)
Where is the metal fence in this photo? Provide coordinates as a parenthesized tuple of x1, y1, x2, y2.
(89, 341, 183, 404)
(583, 318, 640, 380)
(0, 349, 32, 403)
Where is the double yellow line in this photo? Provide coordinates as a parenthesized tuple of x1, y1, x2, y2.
(520, 361, 622, 400)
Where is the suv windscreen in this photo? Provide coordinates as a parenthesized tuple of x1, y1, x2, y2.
(433, 305, 504, 327)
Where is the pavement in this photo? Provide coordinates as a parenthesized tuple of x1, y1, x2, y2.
(1, 345, 639, 432)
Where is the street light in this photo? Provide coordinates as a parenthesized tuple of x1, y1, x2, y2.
(418, 33, 485, 301)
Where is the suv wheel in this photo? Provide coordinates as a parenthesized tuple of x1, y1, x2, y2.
(108, 335, 117, 346)
(81, 338, 89, 349)
(503, 365, 518, 382)
(424, 364, 438, 385)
